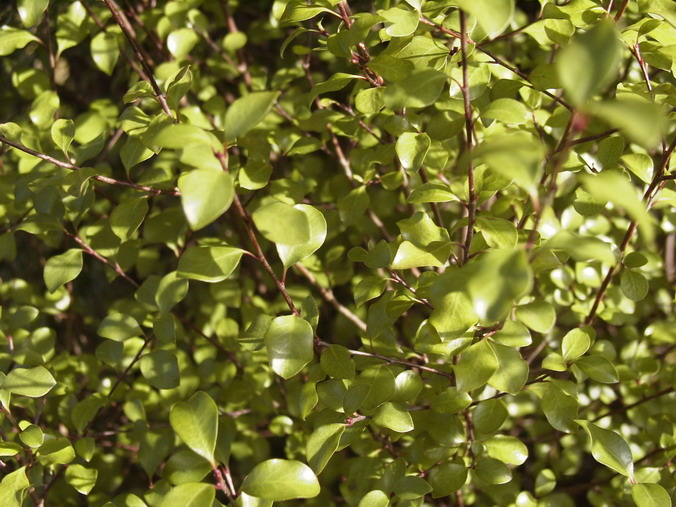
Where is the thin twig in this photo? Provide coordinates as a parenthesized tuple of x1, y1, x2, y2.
(460, 11, 476, 264)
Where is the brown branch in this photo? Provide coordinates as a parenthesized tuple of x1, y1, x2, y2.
(585, 136, 676, 324)
(460, 11, 476, 264)
(294, 263, 367, 332)
(0, 135, 178, 195)
(592, 386, 674, 422)
(101, 0, 174, 119)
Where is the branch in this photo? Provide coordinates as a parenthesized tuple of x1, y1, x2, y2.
(0, 135, 178, 195)
(101, 0, 174, 119)
(460, 11, 476, 264)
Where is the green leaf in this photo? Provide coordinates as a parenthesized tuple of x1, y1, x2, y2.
(224, 91, 280, 140)
(97, 314, 142, 341)
(475, 456, 512, 484)
(455, 0, 514, 38)
(252, 200, 311, 246)
(177, 245, 244, 283)
(264, 315, 314, 379)
(632, 483, 671, 507)
(476, 217, 518, 249)
(65, 464, 98, 495)
(18, 0, 50, 27)
(0, 466, 29, 507)
(488, 342, 529, 395)
(241, 459, 320, 501)
(158, 482, 215, 507)
(428, 462, 467, 498)
(562, 327, 592, 362)
(482, 98, 529, 125)
(384, 70, 447, 109)
(178, 169, 234, 231)
(19, 424, 44, 448)
(155, 271, 189, 314)
(408, 182, 456, 203)
(38, 438, 75, 465)
(473, 398, 508, 434)
(575, 355, 619, 383)
(484, 435, 528, 465)
(320, 344, 355, 379)
(169, 391, 218, 464)
(1, 366, 56, 397)
(355, 88, 385, 114)
(358, 490, 390, 506)
(167, 28, 199, 59)
(396, 132, 430, 174)
(580, 171, 655, 242)
(393, 370, 423, 403)
(380, 7, 419, 37)
(391, 240, 451, 269)
(140, 350, 180, 389)
(621, 153, 653, 184)
(556, 20, 620, 106)
(467, 248, 532, 323)
(429, 288, 477, 341)
(0, 26, 39, 56)
(515, 301, 556, 333)
(393, 476, 432, 500)
(306, 423, 345, 473)
(350, 365, 396, 411)
(621, 269, 649, 301)
(277, 204, 327, 268)
(455, 339, 499, 392)
(374, 402, 414, 433)
(591, 99, 665, 149)
(280, 1, 339, 25)
(535, 382, 578, 433)
(51, 118, 75, 155)
(110, 197, 148, 241)
(575, 420, 634, 478)
(43, 249, 83, 293)
(91, 32, 119, 75)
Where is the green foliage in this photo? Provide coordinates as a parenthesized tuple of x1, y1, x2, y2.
(0, 0, 674, 505)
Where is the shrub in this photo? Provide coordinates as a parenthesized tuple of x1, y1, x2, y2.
(0, 0, 674, 505)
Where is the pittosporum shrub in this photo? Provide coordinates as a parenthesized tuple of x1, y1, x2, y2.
(0, 0, 674, 505)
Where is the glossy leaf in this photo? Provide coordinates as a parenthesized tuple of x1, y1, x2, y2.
(373, 402, 414, 432)
(264, 315, 314, 379)
(178, 169, 234, 231)
(169, 391, 218, 464)
(576, 420, 634, 478)
(632, 483, 671, 507)
(276, 204, 327, 268)
(177, 245, 244, 283)
(91, 32, 119, 75)
(306, 423, 345, 473)
(241, 459, 320, 501)
(2, 366, 55, 397)
(454, 339, 499, 392)
(43, 249, 83, 293)
(224, 91, 280, 140)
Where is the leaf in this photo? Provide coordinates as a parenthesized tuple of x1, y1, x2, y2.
(515, 301, 556, 333)
(65, 464, 98, 495)
(429, 287, 477, 341)
(110, 197, 148, 241)
(358, 490, 390, 506)
(575, 420, 634, 478)
(473, 398, 508, 434)
(476, 217, 518, 249)
(455, 0, 514, 38)
(0, 466, 29, 507)
(240, 459, 320, 501)
(580, 171, 655, 242)
(1, 366, 56, 397)
(380, 7, 419, 37)
(556, 20, 620, 106)
(91, 32, 119, 75)
(384, 70, 447, 109)
(408, 182, 456, 203)
(488, 342, 529, 395)
(177, 245, 244, 283)
(428, 462, 467, 498)
(224, 91, 280, 140)
(167, 28, 199, 59)
(621, 269, 649, 301)
(252, 200, 311, 246)
(391, 240, 451, 269)
(320, 345, 355, 379)
(632, 483, 671, 507)
(280, 1, 339, 25)
(455, 339, 499, 392)
(97, 314, 142, 341)
(536, 382, 578, 433)
(51, 118, 75, 155)
(276, 204, 327, 268)
(591, 99, 665, 149)
(156, 271, 189, 314)
(44, 249, 83, 293)
(306, 423, 345, 473)
(562, 327, 592, 362)
(484, 435, 529, 465)
(140, 350, 180, 389)
(475, 457, 512, 485)
(575, 355, 619, 383)
(396, 132, 430, 174)
(393, 370, 423, 403)
(178, 169, 234, 231)
(18, 0, 50, 27)
(482, 98, 529, 125)
(0, 26, 39, 56)
(373, 402, 414, 433)
(169, 391, 218, 464)
(264, 315, 314, 379)
(158, 482, 215, 507)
